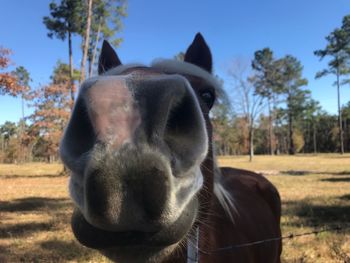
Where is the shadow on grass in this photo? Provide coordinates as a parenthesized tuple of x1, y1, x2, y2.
(40, 239, 94, 260)
(283, 199, 350, 229)
(0, 245, 10, 262)
(0, 221, 55, 238)
(0, 197, 72, 238)
(281, 170, 310, 176)
(0, 240, 96, 262)
(321, 177, 350, 183)
(323, 155, 350, 159)
(1, 173, 64, 179)
(281, 170, 350, 176)
(0, 197, 71, 212)
(339, 194, 350, 201)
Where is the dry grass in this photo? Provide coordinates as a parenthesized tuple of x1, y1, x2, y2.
(219, 154, 350, 263)
(0, 163, 110, 263)
(0, 155, 349, 262)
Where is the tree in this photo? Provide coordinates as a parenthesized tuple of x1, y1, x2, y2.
(228, 59, 265, 161)
(303, 99, 322, 154)
(316, 112, 339, 152)
(12, 66, 31, 162)
(174, 52, 185, 61)
(314, 16, 350, 154)
(211, 89, 236, 155)
(28, 62, 72, 162)
(0, 121, 17, 143)
(43, 0, 84, 103)
(13, 66, 31, 119)
(80, 0, 93, 82)
(0, 121, 18, 163)
(251, 48, 281, 155)
(0, 47, 28, 96)
(87, 0, 127, 76)
(342, 101, 350, 152)
(277, 55, 309, 154)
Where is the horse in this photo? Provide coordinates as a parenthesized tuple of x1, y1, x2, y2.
(60, 33, 282, 263)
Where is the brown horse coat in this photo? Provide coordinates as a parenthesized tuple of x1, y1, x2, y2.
(60, 33, 282, 263)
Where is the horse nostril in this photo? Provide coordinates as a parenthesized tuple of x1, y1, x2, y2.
(165, 95, 196, 138)
(162, 92, 208, 174)
(135, 76, 208, 174)
(141, 167, 170, 220)
(85, 168, 123, 226)
(84, 153, 172, 227)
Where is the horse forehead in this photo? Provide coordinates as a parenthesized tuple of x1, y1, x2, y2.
(87, 70, 193, 96)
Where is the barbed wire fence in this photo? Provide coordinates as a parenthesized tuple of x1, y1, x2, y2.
(188, 224, 350, 260)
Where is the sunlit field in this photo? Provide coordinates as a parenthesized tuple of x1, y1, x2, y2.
(0, 163, 110, 263)
(219, 154, 350, 262)
(1, 155, 350, 262)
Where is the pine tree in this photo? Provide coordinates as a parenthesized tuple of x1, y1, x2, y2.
(314, 16, 350, 154)
(43, 0, 84, 103)
(277, 55, 309, 154)
(251, 48, 280, 155)
(87, 0, 127, 76)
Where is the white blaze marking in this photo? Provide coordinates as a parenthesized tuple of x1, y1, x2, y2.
(86, 76, 141, 148)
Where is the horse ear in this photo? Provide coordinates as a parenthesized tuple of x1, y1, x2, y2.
(184, 33, 212, 73)
(98, 40, 122, 75)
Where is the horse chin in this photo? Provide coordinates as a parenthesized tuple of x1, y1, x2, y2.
(71, 198, 198, 262)
(101, 244, 179, 263)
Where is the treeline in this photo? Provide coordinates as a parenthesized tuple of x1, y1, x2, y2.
(0, 0, 127, 163)
(0, 3, 350, 163)
(214, 15, 350, 159)
(212, 99, 350, 156)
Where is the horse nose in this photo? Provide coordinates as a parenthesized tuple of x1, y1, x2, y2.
(84, 153, 171, 230)
(62, 74, 208, 231)
(136, 75, 208, 173)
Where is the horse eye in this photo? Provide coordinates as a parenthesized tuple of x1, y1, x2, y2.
(200, 90, 215, 108)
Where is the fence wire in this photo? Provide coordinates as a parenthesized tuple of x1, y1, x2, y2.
(195, 224, 350, 255)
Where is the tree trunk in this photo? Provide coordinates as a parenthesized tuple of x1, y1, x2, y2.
(80, 0, 93, 83)
(313, 121, 317, 154)
(89, 19, 102, 77)
(249, 128, 254, 162)
(68, 30, 75, 104)
(19, 95, 25, 163)
(288, 117, 295, 155)
(336, 70, 344, 154)
(286, 90, 296, 155)
(288, 95, 295, 155)
(344, 117, 348, 152)
(268, 99, 274, 155)
(249, 120, 254, 162)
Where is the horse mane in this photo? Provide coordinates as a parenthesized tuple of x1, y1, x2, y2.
(152, 60, 221, 89)
(213, 163, 237, 222)
(104, 59, 226, 102)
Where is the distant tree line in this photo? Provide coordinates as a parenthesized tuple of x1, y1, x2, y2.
(0, 0, 127, 163)
(0, 6, 349, 163)
(212, 14, 350, 160)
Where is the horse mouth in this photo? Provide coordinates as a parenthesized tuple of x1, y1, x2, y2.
(71, 209, 155, 248)
(71, 198, 198, 249)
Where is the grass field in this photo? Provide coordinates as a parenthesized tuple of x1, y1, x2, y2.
(1, 155, 350, 262)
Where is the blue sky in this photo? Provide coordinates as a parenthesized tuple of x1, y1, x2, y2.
(0, 0, 350, 125)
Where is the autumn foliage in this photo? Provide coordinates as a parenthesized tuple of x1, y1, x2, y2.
(0, 47, 28, 96)
(26, 62, 73, 162)
(0, 49, 74, 163)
